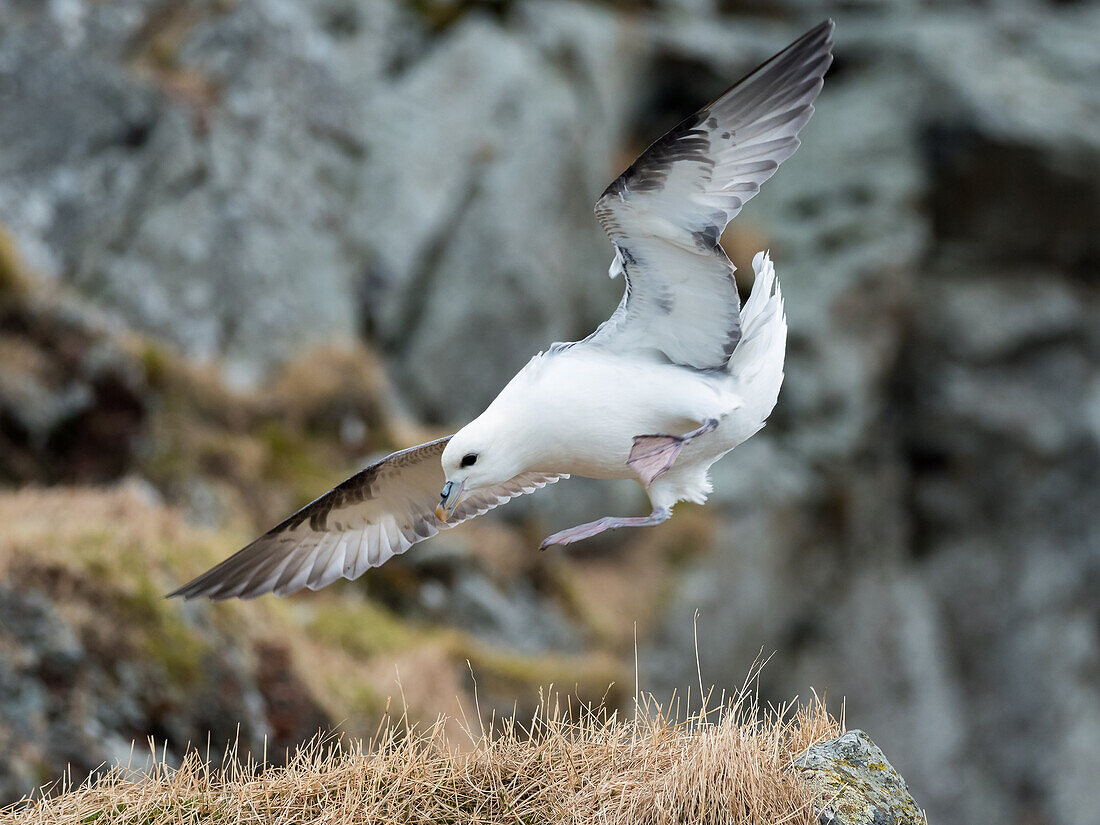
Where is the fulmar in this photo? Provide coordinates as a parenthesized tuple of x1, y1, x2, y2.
(171, 20, 835, 600)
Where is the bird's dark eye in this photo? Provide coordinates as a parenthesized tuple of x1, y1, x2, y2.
(461, 453, 478, 468)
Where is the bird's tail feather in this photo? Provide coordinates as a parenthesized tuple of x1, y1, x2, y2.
(727, 251, 787, 418)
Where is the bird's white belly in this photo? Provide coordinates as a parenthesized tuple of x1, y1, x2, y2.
(519, 352, 742, 480)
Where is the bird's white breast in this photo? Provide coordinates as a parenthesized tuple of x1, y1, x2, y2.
(488, 349, 740, 480)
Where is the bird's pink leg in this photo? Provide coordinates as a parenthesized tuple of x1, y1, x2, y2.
(539, 508, 671, 550)
(540, 419, 718, 550)
(627, 418, 719, 486)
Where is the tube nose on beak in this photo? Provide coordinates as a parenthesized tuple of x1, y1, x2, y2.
(436, 480, 458, 522)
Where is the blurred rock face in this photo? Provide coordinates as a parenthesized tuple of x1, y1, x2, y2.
(0, 0, 627, 408)
(1, 1, 1098, 824)
(642, 7, 1100, 825)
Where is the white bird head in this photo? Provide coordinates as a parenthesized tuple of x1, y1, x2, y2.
(436, 411, 526, 521)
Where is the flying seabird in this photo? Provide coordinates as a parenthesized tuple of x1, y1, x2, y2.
(171, 21, 834, 600)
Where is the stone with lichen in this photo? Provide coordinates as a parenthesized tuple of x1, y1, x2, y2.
(794, 730, 926, 825)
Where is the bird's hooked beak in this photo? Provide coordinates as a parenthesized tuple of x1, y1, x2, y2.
(436, 479, 466, 522)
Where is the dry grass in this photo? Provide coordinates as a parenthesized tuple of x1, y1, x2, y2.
(3, 689, 840, 825)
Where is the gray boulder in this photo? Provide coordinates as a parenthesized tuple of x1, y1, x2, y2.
(795, 730, 925, 825)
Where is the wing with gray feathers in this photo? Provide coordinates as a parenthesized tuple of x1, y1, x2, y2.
(169, 436, 564, 600)
(584, 20, 833, 369)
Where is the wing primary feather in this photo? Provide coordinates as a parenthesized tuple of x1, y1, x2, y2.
(308, 535, 350, 592)
(306, 533, 343, 590)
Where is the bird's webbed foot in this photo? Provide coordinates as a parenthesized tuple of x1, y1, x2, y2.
(539, 508, 671, 550)
(627, 418, 718, 486)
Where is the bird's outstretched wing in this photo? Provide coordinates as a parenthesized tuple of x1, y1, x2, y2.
(582, 20, 833, 369)
(169, 437, 564, 600)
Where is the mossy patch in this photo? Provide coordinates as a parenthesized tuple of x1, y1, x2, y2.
(120, 582, 213, 688)
(303, 598, 431, 659)
(449, 637, 626, 708)
(257, 421, 342, 509)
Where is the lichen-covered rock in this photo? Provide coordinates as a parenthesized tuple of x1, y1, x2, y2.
(795, 730, 925, 825)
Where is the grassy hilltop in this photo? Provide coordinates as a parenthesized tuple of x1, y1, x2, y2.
(5, 694, 840, 825)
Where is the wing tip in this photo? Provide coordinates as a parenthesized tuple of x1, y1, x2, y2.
(809, 19, 836, 43)
(165, 576, 209, 601)
(165, 535, 281, 601)
(800, 19, 836, 66)
(165, 578, 225, 601)
(167, 575, 285, 602)
(789, 20, 835, 72)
